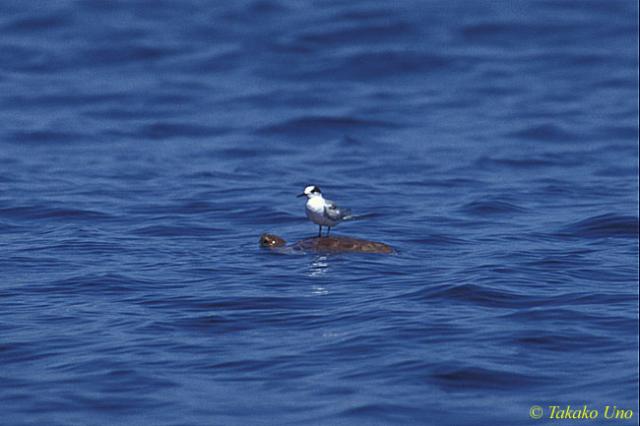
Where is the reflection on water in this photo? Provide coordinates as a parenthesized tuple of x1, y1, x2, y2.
(311, 285, 329, 296)
(308, 255, 329, 280)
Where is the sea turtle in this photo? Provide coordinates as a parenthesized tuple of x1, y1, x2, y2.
(259, 233, 395, 254)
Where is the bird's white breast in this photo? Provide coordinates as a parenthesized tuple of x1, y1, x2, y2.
(306, 196, 335, 226)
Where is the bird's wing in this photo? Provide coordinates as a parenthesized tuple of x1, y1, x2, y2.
(324, 200, 351, 221)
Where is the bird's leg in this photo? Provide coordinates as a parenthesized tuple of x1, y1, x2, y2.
(318, 225, 322, 238)
(327, 226, 331, 236)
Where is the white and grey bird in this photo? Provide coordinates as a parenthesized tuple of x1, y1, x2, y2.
(297, 185, 351, 237)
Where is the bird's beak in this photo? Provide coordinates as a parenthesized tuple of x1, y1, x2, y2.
(296, 193, 305, 198)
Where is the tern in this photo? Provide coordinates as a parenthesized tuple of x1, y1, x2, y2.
(297, 185, 351, 237)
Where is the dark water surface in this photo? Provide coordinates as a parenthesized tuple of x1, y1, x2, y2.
(1, 1, 638, 425)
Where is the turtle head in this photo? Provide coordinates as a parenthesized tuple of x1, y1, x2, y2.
(259, 233, 286, 248)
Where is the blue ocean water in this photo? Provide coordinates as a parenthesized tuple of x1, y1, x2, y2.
(1, 0, 638, 425)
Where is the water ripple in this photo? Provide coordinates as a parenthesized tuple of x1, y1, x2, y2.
(561, 213, 639, 238)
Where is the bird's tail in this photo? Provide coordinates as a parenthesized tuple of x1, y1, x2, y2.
(342, 212, 377, 221)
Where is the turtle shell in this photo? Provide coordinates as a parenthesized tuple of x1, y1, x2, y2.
(291, 236, 394, 254)
(260, 234, 395, 254)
